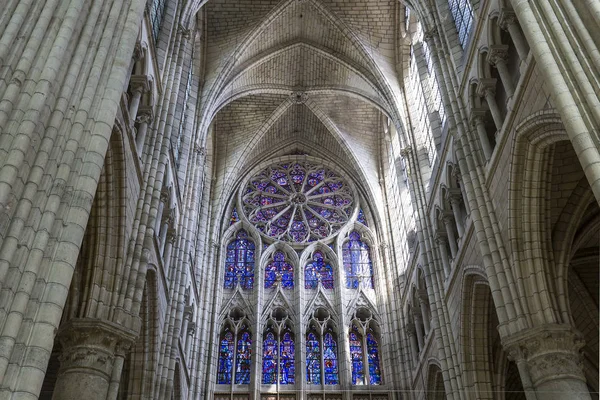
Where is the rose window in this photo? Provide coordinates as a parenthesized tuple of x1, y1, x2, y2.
(241, 161, 354, 243)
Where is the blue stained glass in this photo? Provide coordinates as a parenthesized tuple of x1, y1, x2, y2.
(349, 327, 365, 385)
(235, 330, 252, 384)
(304, 251, 334, 289)
(262, 331, 278, 384)
(367, 331, 381, 385)
(230, 208, 240, 226)
(357, 209, 368, 226)
(224, 230, 255, 290)
(342, 231, 374, 289)
(265, 251, 294, 289)
(279, 331, 295, 384)
(306, 332, 321, 384)
(323, 331, 339, 384)
(217, 329, 234, 384)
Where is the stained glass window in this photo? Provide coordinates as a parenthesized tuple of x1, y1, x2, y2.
(224, 230, 255, 290)
(323, 330, 339, 384)
(349, 326, 365, 385)
(229, 207, 240, 225)
(305, 251, 334, 289)
(448, 0, 474, 48)
(357, 209, 368, 226)
(242, 162, 354, 243)
(367, 331, 381, 385)
(262, 330, 278, 384)
(265, 251, 294, 289)
(343, 231, 374, 289)
(279, 331, 295, 384)
(306, 331, 321, 384)
(235, 330, 252, 384)
(217, 329, 234, 384)
(422, 41, 447, 126)
(148, 0, 166, 43)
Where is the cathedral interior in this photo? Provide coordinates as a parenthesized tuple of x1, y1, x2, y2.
(0, 0, 599, 399)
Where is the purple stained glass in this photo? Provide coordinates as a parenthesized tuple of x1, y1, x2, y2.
(235, 330, 252, 384)
(306, 331, 321, 384)
(224, 230, 255, 290)
(217, 329, 234, 384)
(265, 251, 294, 289)
(349, 327, 365, 385)
(279, 331, 295, 384)
(304, 251, 334, 289)
(342, 231, 374, 289)
(367, 331, 381, 385)
(242, 161, 354, 243)
(262, 331, 278, 384)
(229, 207, 240, 226)
(323, 330, 339, 385)
(357, 209, 368, 226)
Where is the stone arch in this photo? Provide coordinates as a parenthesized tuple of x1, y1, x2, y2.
(460, 268, 526, 399)
(426, 362, 446, 400)
(509, 109, 589, 324)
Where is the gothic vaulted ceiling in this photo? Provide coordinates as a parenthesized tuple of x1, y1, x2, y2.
(200, 0, 404, 214)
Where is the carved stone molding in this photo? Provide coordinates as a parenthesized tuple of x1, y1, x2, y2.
(56, 319, 136, 379)
(487, 45, 510, 67)
(290, 91, 308, 104)
(498, 9, 517, 31)
(503, 324, 586, 387)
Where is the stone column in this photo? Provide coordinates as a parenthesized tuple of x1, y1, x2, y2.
(477, 79, 503, 130)
(488, 45, 515, 98)
(135, 107, 154, 156)
(127, 75, 149, 122)
(504, 324, 592, 400)
(406, 325, 419, 362)
(442, 213, 458, 258)
(417, 289, 431, 335)
(446, 190, 465, 237)
(181, 305, 193, 353)
(413, 311, 425, 351)
(499, 9, 529, 61)
(470, 109, 494, 160)
(52, 319, 135, 400)
(435, 233, 451, 276)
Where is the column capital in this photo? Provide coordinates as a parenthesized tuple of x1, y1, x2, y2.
(56, 319, 137, 378)
(167, 227, 177, 243)
(487, 45, 510, 67)
(129, 74, 151, 93)
(434, 232, 448, 244)
(417, 288, 429, 303)
(423, 27, 438, 43)
(477, 78, 497, 97)
(502, 324, 587, 387)
(400, 146, 413, 157)
(498, 9, 518, 30)
(444, 188, 463, 205)
(135, 106, 154, 124)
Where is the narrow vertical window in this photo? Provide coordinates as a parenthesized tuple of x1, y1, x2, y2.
(235, 330, 252, 384)
(265, 251, 294, 289)
(323, 330, 339, 384)
(367, 331, 382, 385)
(217, 329, 234, 384)
(148, 0, 167, 43)
(349, 326, 365, 385)
(422, 41, 447, 126)
(448, 0, 474, 48)
(305, 251, 334, 289)
(262, 330, 278, 384)
(343, 231, 374, 289)
(279, 330, 295, 384)
(306, 331, 321, 384)
(224, 230, 255, 290)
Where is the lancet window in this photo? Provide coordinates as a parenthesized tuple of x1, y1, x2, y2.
(224, 230, 255, 290)
(265, 251, 294, 289)
(262, 311, 295, 385)
(148, 0, 167, 43)
(349, 310, 382, 386)
(304, 251, 334, 289)
(448, 0, 474, 48)
(343, 231, 374, 289)
(306, 309, 339, 385)
(217, 312, 253, 385)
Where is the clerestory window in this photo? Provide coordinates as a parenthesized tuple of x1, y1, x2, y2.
(448, 0, 474, 48)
